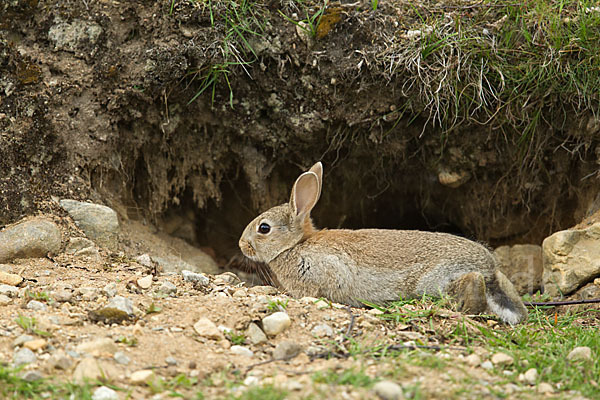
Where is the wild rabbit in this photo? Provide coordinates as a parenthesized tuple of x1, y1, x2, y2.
(239, 162, 527, 324)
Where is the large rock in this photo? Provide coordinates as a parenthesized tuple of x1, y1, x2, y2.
(494, 244, 543, 294)
(0, 218, 61, 262)
(542, 223, 600, 297)
(59, 199, 119, 249)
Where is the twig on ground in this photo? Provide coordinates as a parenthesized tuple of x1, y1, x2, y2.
(525, 298, 600, 307)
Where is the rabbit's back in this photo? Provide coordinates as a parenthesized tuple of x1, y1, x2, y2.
(271, 229, 497, 305)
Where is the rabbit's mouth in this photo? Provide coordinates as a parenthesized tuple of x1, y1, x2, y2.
(239, 240, 258, 261)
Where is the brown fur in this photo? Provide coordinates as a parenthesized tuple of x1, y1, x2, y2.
(239, 162, 527, 324)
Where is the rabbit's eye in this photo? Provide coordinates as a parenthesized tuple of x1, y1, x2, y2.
(258, 223, 271, 234)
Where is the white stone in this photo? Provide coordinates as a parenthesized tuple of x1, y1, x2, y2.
(76, 338, 118, 356)
(130, 369, 154, 385)
(92, 386, 119, 400)
(246, 322, 267, 345)
(464, 354, 481, 367)
(567, 346, 592, 361)
(262, 312, 291, 336)
(137, 275, 153, 289)
(521, 368, 538, 385)
(230, 345, 253, 358)
(193, 318, 223, 340)
(537, 382, 554, 394)
(373, 380, 404, 400)
(491, 352, 514, 366)
(480, 360, 493, 370)
(311, 323, 333, 337)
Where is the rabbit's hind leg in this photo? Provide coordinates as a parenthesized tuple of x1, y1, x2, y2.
(447, 272, 487, 315)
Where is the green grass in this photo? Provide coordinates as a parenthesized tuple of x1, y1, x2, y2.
(266, 298, 289, 312)
(228, 384, 288, 400)
(0, 366, 97, 400)
(313, 367, 374, 387)
(226, 330, 247, 345)
(14, 315, 52, 338)
(380, 0, 600, 138)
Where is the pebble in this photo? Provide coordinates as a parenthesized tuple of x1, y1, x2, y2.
(137, 275, 153, 289)
(54, 290, 73, 303)
(102, 282, 117, 298)
(59, 199, 119, 249)
(50, 353, 73, 370)
(0, 294, 11, 304)
(182, 270, 209, 285)
(193, 318, 224, 340)
(165, 356, 178, 366)
(262, 312, 291, 336)
(65, 237, 97, 255)
(314, 299, 330, 309)
(73, 358, 104, 383)
(0, 269, 23, 286)
(0, 284, 18, 297)
(114, 351, 131, 365)
(214, 272, 240, 285)
(136, 254, 154, 268)
(273, 341, 303, 360)
(311, 323, 334, 337)
(567, 346, 592, 361)
(76, 337, 118, 356)
(464, 354, 481, 367)
(537, 382, 554, 394)
(491, 352, 514, 366)
(13, 348, 37, 366)
(21, 370, 44, 381)
(249, 286, 279, 295)
(23, 338, 47, 351)
(130, 369, 154, 385)
(0, 218, 62, 263)
(26, 300, 47, 311)
(158, 281, 177, 295)
(79, 287, 99, 301)
(106, 295, 134, 315)
(481, 360, 493, 370)
(13, 334, 35, 347)
(519, 368, 538, 385)
(92, 386, 119, 400)
(246, 322, 267, 345)
(373, 380, 404, 400)
(231, 345, 254, 358)
(244, 376, 260, 386)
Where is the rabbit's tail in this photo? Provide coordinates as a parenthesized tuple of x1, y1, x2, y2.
(485, 270, 528, 325)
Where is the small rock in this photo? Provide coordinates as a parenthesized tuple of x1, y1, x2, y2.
(137, 275, 153, 289)
(21, 370, 44, 381)
(311, 324, 333, 337)
(193, 318, 223, 340)
(373, 380, 404, 400)
(130, 369, 154, 385)
(368, 308, 385, 315)
(65, 237, 98, 255)
(0, 218, 62, 263)
(13, 334, 35, 347)
(262, 312, 291, 336)
(249, 286, 279, 295)
(231, 345, 254, 358)
(0, 269, 23, 286)
(23, 338, 47, 351)
(50, 353, 73, 370)
(26, 300, 47, 311)
(114, 351, 131, 365)
(214, 272, 240, 285)
(537, 382, 554, 394)
(314, 299, 330, 309)
(182, 270, 209, 285)
(106, 295, 134, 315)
(76, 338, 118, 356)
(92, 386, 119, 400)
(80, 286, 99, 301)
(520, 368, 538, 385)
(567, 346, 592, 361)
(481, 361, 493, 370)
(273, 341, 302, 360)
(491, 352, 514, 366)
(102, 282, 117, 298)
(0, 284, 18, 297)
(165, 356, 178, 366)
(300, 296, 319, 304)
(136, 254, 154, 268)
(464, 354, 481, 367)
(157, 281, 177, 295)
(244, 376, 260, 386)
(0, 294, 11, 304)
(73, 358, 105, 383)
(59, 199, 119, 249)
(246, 322, 267, 345)
(53, 290, 73, 303)
(13, 348, 37, 366)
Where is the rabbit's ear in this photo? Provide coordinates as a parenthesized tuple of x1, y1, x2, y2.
(308, 162, 323, 200)
(290, 171, 320, 217)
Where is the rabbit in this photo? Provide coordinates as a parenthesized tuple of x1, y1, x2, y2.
(239, 162, 528, 324)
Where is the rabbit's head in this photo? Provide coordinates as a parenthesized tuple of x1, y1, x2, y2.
(239, 162, 323, 264)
